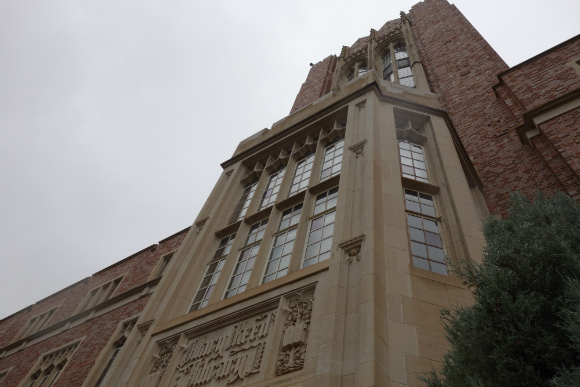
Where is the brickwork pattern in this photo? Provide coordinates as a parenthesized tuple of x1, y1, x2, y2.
(535, 108, 580, 200)
(290, 55, 337, 114)
(0, 229, 187, 349)
(0, 296, 150, 387)
(498, 40, 580, 111)
(408, 0, 568, 214)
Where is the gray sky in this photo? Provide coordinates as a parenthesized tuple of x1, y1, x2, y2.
(1, 0, 578, 319)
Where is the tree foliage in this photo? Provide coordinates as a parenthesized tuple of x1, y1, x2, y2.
(421, 193, 580, 387)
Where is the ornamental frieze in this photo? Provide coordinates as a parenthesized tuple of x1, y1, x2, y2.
(173, 311, 276, 387)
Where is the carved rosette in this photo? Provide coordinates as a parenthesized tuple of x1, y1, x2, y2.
(275, 293, 314, 376)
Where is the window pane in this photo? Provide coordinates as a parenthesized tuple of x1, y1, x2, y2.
(431, 262, 448, 275)
(320, 139, 344, 181)
(413, 256, 430, 270)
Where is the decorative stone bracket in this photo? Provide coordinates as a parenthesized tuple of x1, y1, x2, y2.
(339, 235, 366, 263)
(348, 139, 367, 158)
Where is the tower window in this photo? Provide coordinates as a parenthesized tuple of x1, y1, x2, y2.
(246, 219, 268, 245)
(259, 168, 285, 210)
(263, 223, 297, 284)
(230, 182, 258, 223)
(224, 243, 260, 298)
(304, 210, 335, 268)
(189, 234, 236, 312)
(382, 51, 394, 82)
(404, 189, 447, 275)
(394, 44, 415, 87)
(289, 153, 314, 196)
(320, 138, 344, 181)
(382, 43, 415, 87)
(399, 141, 428, 183)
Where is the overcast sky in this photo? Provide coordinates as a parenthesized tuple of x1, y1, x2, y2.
(1, 0, 578, 319)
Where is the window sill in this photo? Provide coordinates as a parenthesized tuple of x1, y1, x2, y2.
(214, 220, 242, 239)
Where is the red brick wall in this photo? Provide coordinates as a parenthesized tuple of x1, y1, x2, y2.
(290, 55, 337, 114)
(0, 296, 150, 387)
(0, 229, 188, 348)
(408, 0, 568, 214)
(498, 39, 580, 111)
(0, 228, 189, 386)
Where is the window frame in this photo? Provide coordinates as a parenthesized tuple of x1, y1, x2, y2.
(289, 153, 315, 197)
(14, 307, 57, 342)
(403, 188, 448, 275)
(259, 167, 286, 210)
(188, 233, 236, 312)
(229, 181, 258, 224)
(398, 140, 429, 183)
(77, 277, 123, 314)
(319, 138, 345, 182)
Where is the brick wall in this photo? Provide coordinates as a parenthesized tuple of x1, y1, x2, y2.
(0, 227, 189, 386)
(498, 39, 580, 111)
(408, 0, 570, 214)
(290, 55, 337, 114)
(0, 296, 150, 387)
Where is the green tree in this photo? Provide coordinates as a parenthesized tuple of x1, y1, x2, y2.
(421, 193, 580, 387)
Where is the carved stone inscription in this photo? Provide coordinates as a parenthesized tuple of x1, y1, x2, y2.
(174, 311, 276, 386)
(275, 293, 314, 376)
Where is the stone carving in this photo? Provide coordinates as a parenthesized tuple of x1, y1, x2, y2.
(348, 139, 367, 158)
(339, 234, 366, 263)
(137, 320, 154, 343)
(174, 311, 276, 386)
(141, 342, 176, 387)
(275, 293, 314, 376)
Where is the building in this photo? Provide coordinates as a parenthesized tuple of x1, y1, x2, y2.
(1, 0, 579, 386)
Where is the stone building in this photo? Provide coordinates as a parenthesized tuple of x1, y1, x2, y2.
(1, 0, 579, 386)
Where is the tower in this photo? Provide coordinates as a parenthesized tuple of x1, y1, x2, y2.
(1, 0, 579, 386)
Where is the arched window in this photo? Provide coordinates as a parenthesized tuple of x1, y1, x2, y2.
(394, 43, 415, 87)
(382, 42, 415, 87)
(382, 51, 394, 82)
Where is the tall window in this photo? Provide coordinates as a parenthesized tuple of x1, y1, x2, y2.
(78, 278, 122, 313)
(26, 341, 79, 387)
(15, 308, 56, 341)
(289, 153, 314, 196)
(189, 234, 235, 312)
(230, 182, 258, 223)
(263, 204, 302, 284)
(320, 139, 344, 181)
(259, 168, 285, 210)
(405, 189, 447, 275)
(394, 43, 415, 87)
(224, 244, 260, 298)
(383, 51, 394, 82)
(399, 141, 428, 183)
(95, 318, 136, 387)
(303, 188, 338, 268)
(382, 43, 415, 87)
